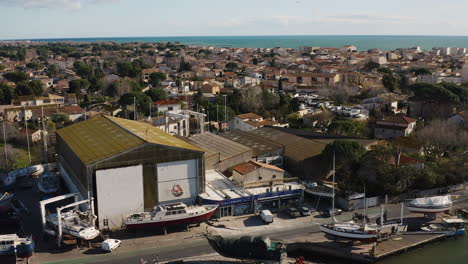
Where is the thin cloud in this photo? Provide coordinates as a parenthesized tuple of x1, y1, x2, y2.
(0, 0, 116, 9)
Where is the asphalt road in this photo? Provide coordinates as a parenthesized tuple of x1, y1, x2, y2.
(40, 225, 320, 264)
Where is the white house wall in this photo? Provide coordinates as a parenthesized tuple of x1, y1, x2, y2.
(96, 165, 144, 230)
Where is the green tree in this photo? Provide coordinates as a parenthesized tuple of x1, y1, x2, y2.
(52, 113, 70, 128)
(382, 73, 399, 92)
(327, 118, 365, 137)
(321, 140, 366, 171)
(29, 80, 44, 96)
(26, 61, 42, 70)
(3, 71, 28, 83)
(364, 61, 380, 71)
(287, 113, 303, 128)
(73, 61, 94, 79)
(225, 62, 238, 71)
(149, 72, 167, 86)
(410, 68, 431, 76)
(0, 82, 14, 104)
(0, 64, 6, 71)
(46, 64, 58, 77)
(116, 61, 142, 78)
(16, 81, 33, 96)
(69, 79, 90, 93)
(377, 67, 393, 75)
(119, 91, 152, 116)
(145, 88, 168, 101)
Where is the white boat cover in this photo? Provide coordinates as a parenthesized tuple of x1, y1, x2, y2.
(410, 195, 452, 207)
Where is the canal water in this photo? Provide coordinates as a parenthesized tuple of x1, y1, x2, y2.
(379, 236, 468, 264)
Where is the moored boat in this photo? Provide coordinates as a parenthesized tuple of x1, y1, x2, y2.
(125, 203, 218, 229)
(46, 211, 100, 240)
(0, 234, 34, 258)
(407, 195, 452, 214)
(419, 218, 465, 236)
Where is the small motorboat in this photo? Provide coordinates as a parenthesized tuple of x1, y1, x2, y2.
(420, 218, 466, 236)
(0, 234, 34, 258)
(125, 203, 218, 229)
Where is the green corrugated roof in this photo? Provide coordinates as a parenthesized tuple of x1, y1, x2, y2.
(57, 115, 201, 165)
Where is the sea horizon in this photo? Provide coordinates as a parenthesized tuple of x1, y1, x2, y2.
(4, 35, 468, 51)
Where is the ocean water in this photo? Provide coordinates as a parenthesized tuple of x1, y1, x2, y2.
(379, 236, 468, 264)
(22, 35, 468, 51)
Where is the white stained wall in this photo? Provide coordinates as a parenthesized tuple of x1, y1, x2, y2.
(157, 160, 198, 205)
(96, 165, 144, 230)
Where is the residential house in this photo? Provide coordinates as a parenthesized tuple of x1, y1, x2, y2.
(31, 105, 85, 122)
(374, 116, 417, 139)
(284, 72, 341, 87)
(154, 99, 181, 112)
(201, 83, 220, 95)
(11, 94, 64, 107)
(231, 113, 285, 132)
(232, 161, 285, 188)
(151, 115, 190, 137)
(141, 68, 160, 83)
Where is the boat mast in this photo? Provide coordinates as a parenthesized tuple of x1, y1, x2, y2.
(332, 151, 336, 224)
(24, 111, 31, 166)
(41, 105, 48, 164)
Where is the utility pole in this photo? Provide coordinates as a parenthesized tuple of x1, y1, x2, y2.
(133, 97, 137, 121)
(24, 111, 31, 166)
(2, 121, 8, 169)
(149, 102, 152, 119)
(41, 105, 48, 164)
(224, 95, 228, 133)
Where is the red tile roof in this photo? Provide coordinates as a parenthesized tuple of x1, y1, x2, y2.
(236, 113, 262, 120)
(381, 115, 417, 124)
(154, 100, 179, 105)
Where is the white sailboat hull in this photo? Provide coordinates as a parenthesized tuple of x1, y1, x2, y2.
(406, 206, 451, 214)
(320, 225, 379, 241)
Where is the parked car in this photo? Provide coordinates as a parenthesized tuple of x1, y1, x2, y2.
(299, 207, 311, 216)
(286, 207, 301, 218)
(101, 239, 122, 252)
(259, 210, 273, 224)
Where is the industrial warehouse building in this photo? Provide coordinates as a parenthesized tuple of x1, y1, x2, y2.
(56, 115, 204, 230)
(177, 132, 253, 172)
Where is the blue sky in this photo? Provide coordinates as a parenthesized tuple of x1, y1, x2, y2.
(1, 0, 468, 39)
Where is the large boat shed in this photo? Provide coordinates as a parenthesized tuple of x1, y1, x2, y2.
(56, 115, 204, 230)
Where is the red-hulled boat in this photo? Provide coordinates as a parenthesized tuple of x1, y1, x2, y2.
(124, 203, 218, 229)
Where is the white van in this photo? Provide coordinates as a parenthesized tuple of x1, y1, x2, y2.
(101, 239, 122, 252)
(260, 210, 273, 224)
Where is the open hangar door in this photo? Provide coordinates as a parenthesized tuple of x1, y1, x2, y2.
(96, 165, 144, 230)
(157, 160, 198, 205)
